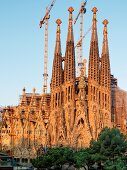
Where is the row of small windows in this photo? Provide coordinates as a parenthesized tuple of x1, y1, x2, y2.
(52, 92, 62, 108)
(65, 86, 73, 102)
(21, 110, 35, 114)
(52, 85, 74, 108)
(0, 130, 10, 133)
(90, 86, 110, 110)
(0, 130, 43, 135)
(14, 158, 33, 163)
(90, 86, 98, 102)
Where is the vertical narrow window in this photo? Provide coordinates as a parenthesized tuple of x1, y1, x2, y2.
(68, 86, 70, 101)
(102, 93, 104, 108)
(99, 91, 100, 104)
(56, 93, 57, 107)
(93, 87, 95, 101)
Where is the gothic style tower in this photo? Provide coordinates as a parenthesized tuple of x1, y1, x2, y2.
(64, 7, 75, 82)
(63, 7, 76, 142)
(49, 19, 65, 145)
(88, 7, 100, 139)
(51, 19, 63, 91)
(100, 20, 111, 128)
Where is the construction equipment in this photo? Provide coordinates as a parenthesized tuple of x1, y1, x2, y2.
(75, 26, 92, 49)
(40, 0, 56, 94)
(74, 1, 87, 76)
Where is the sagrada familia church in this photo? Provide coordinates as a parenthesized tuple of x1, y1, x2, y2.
(0, 6, 127, 163)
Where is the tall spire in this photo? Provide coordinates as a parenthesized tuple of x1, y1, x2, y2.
(88, 7, 100, 140)
(64, 7, 75, 82)
(67, 7, 74, 42)
(100, 20, 111, 128)
(100, 20, 111, 88)
(55, 19, 62, 55)
(88, 7, 99, 82)
(51, 19, 63, 89)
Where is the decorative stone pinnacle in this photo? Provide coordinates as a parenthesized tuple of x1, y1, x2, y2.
(68, 7, 74, 13)
(103, 19, 109, 26)
(33, 88, 36, 93)
(23, 87, 26, 92)
(56, 19, 62, 26)
(92, 7, 98, 14)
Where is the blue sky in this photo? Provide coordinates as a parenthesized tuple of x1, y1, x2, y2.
(0, 0, 127, 106)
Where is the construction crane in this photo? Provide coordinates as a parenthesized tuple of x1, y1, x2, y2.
(75, 26, 92, 49)
(75, 25, 92, 76)
(40, 0, 56, 94)
(74, 0, 87, 76)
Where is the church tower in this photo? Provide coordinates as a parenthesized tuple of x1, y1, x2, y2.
(100, 20, 111, 128)
(49, 19, 66, 146)
(63, 7, 76, 143)
(88, 7, 100, 139)
(64, 7, 75, 82)
(51, 19, 63, 91)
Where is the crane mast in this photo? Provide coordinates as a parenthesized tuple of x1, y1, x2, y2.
(40, 0, 56, 94)
(75, 26, 92, 49)
(74, 1, 87, 76)
(43, 9, 49, 94)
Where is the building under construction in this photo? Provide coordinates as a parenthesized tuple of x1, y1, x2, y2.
(0, 3, 127, 164)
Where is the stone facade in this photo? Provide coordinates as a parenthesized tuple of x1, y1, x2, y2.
(0, 6, 127, 162)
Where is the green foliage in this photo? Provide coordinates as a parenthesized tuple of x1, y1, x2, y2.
(90, 128, 127, 158)
(32, 147, 74, 169)
(104, 157, 127, 170)
(74, 148, 91, 168)
(90, 127, 127, 169)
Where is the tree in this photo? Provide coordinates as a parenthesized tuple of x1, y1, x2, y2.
(104, 157, 127, 170)
(32, 147, 74, 169)
(74, 148, 93, 170)
(89, 128, 127, 169)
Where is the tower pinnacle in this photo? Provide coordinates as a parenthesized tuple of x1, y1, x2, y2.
(55, 19, 62, 54)
(91, 7, 98, 42)
(56, 19, 62, 26)
(103, 19, 108, 38)
(22, 87, 26, 95)
(51, 19, 63, 89)
(103, 19, 108, 26)
(88, 7, 99, 82)
(32, 88, 36, 94)
(92, 7, 98, 14)
(100, 19, 110, 88)
(66, 7, 74, 42)
(20, 87, 27, 106)
(68, 7, 74, 14)
(64, 7, 75, 82)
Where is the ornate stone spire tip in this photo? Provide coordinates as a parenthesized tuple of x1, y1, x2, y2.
(103, 19, 109, 26)
(23, 87, 26, 92)
(92, 7, 98, 14)
(33, 87, 36, 93)
(56, 19, 62, 26)
(68, 7, 74, 13)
